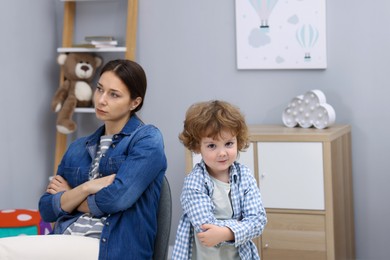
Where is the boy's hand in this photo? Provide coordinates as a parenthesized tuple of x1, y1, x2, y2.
(197, 224, 235, 247)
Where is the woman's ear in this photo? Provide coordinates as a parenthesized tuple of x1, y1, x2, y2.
(130, 97, 142, 110)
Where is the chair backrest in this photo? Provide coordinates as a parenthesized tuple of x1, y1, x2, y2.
(153, 175, 172, 260)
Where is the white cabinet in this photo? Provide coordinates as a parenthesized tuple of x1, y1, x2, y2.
(258, 142, 324, 210)
(185, 125, 355, 260)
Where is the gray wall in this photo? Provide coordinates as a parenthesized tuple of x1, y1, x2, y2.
(1, 0, 389, 259)
(0, 0, 58, 209)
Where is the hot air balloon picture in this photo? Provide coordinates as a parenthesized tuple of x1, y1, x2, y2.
(248, 0, 279, 29)
(235, 0, 327, 69)
(296, 24, 319, 61)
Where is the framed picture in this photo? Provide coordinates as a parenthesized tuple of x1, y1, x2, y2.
(235, 0, 327, 69)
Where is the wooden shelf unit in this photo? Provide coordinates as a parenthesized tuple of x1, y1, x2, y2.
(54, 0, 138, 173)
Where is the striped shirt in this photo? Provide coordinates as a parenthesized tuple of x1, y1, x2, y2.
(89, 135, 113, 180)
(63, 214, 107, 239)
(63, 135, 113, 239)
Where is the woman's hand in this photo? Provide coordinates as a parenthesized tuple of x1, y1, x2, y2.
(46, 175, 71, 194)
(76, 174, 116, 213)
(85, 174, 116, 194)
(58, 174, 116, 213)
(197, 224, 235, 247)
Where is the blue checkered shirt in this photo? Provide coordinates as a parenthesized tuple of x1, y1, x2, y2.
(172, 160, 267, 260)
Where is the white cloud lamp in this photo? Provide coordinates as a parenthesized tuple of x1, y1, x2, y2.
(282, 90, 336, 129)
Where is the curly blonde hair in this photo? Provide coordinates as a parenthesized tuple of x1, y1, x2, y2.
(179, 100, 249, 153)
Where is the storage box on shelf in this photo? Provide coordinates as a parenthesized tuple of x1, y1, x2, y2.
(186, 124, 355, 260)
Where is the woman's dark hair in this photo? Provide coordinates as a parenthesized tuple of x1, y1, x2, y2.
(100, 59, 147, 113)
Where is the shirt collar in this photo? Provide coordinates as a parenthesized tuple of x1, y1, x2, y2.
(199, 160, 239, 184)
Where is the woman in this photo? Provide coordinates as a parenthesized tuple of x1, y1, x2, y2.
(0, 59, 167, 260)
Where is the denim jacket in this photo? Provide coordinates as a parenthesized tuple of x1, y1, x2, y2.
(39, 115, 167, 260)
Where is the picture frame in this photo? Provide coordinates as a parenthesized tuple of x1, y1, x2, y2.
(235, 0, 327, 69)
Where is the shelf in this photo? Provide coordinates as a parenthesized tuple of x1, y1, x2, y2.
(74, 107, 95, 113)
(54, 0, 138, 174)
(57, 47, 126, 53)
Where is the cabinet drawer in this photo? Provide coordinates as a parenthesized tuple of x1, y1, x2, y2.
(257, 142, 324, 210)
(262, 212, 326, 260)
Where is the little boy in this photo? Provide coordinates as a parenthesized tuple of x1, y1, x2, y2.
(172, 100, 267, 260)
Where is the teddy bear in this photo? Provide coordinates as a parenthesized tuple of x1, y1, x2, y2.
(52, 52, 102, 134)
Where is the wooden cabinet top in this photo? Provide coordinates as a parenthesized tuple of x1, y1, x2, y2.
(248, 124, 351, 142)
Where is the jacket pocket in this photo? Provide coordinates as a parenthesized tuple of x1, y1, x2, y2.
(107, 155, 126, 173)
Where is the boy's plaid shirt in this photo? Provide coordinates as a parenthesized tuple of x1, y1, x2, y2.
(172, 161, 267, 260)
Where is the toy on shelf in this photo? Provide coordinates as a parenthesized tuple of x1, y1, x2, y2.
(282, 89, 336, 129)
(51, 52, 102, 134)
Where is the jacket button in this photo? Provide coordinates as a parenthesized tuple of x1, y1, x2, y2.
(112, 144, 116, 148)
(105, 222, 110, 226)
(102, 238, 107, 243)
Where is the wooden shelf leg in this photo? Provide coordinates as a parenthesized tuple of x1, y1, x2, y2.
(54, 132, 67, 174)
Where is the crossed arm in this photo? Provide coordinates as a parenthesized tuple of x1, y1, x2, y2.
(46, 174, 115, 213)
(182, 170, 266, 248)
(196, 223, 235, 247)
(181, 177, 237, 247)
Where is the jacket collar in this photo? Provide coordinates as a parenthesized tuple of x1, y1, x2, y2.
(85, 114, 144, 145)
